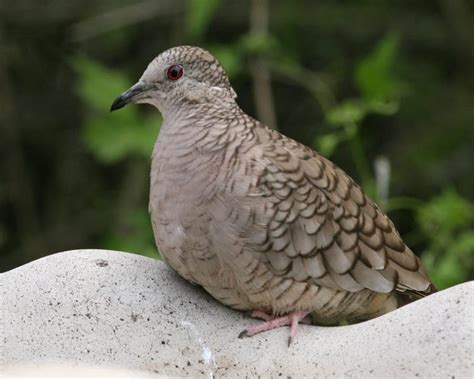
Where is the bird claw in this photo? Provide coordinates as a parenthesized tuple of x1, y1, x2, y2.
(238, 310, 310, 345)
(288, 336, 293, 347)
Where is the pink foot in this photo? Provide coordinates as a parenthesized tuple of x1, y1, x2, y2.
(239, 310, 310, 346)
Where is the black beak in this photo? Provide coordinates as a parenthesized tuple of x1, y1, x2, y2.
(110, 82, 146, 112)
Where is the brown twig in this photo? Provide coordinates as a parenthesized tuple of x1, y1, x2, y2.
(249, 0, 278, 130)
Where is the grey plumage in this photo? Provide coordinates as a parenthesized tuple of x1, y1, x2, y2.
(111, 46, 435, 333)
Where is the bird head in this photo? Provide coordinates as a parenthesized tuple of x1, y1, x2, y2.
(110, 46, 236, 115)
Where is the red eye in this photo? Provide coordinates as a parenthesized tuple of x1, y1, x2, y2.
(167, 64, 184, 81)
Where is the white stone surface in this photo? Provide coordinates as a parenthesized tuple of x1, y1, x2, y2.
(1, 249, 473, 378)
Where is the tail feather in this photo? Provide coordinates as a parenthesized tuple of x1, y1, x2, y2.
(396, 283, 437, 306)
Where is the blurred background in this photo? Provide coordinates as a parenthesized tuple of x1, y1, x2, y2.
(1, 0, 473, 289)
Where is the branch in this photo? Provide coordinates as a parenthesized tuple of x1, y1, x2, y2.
(249, 0, 278, 130)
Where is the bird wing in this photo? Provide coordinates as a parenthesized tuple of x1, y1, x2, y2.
(241, 126, 433, 296)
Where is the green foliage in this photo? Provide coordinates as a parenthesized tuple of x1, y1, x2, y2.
(311, 33, 404, 197)
(185, 0, 222, 40)
(73, 56, 130, 110)
(417, 190, 474, 289)
(326, 99, 399, 126)
(239, 31, 279, 56)
(210, 44, 244, 79)
(317, 133, 344, 157)
(313, 33, 403, 167)
(72, 56, 160, 259)
(418, 190, 473, 233)
(211, 32, 280, 80)
(321, 98, 398, 160)
(355, 32, 407, 101)
(327, 99, 368, 126)
(103, 209, 159, 259)
(72, 56, 161, 163)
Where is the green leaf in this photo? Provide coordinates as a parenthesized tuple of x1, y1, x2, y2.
(72, 56, 161, 163)
(326, 99, 368, 125)
(418, 190, 474, 289)
(355, 32, 406, 101)
(82, 115, 159, 163)
(316, 132, 343, 157)
(417, 189, 474, 235)
(429, 252, 467, 289)
(210, 44, 243, 78)
(239, 32, 278, 56)
(429, 232, 474, 288)
(327, 98, 400, 127)
(72, 56, 132, 111)
(451, 231, 474, 259)
(366, 99, 399, 115)
(186, 0, 222, 39)
(103, 209, 159, 259)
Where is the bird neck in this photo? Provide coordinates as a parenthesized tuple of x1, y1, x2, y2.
(161, 97, 240, 131)
(158, 99, 255, 154)
(160, 82, 235, 118)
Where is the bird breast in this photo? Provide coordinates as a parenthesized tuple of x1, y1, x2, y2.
(148, 122, 231, 283)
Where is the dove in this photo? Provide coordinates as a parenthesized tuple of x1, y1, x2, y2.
(111, 46, 435, 345)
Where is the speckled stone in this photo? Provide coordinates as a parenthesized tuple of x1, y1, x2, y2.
(1, 250, 473, 377)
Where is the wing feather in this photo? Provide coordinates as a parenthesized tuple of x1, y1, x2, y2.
(242, 127, 433, 296)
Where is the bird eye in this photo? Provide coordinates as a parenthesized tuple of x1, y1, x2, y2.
(167, 65, 184, 81)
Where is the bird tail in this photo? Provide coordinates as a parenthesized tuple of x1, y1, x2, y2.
(396, 283, 437, 306)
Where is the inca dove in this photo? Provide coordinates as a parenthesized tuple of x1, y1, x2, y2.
(111, 46, 435, 344)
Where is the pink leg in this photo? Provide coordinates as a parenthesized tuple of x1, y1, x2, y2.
(239, 310, 310, 346)
(288, 312, 302, 346)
